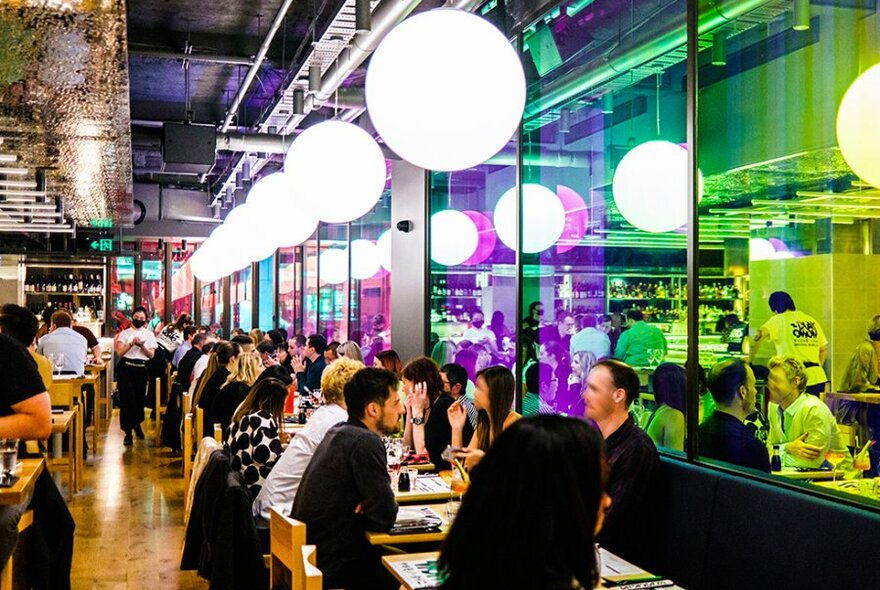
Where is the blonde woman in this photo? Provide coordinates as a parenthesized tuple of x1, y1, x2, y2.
(253, 357, 364, 525)
(249, 328, 265, 348)
(210, 352, 264, 431)
(337, 340, 364, 362)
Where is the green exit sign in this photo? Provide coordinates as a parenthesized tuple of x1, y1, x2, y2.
(89, 218, 113, 228)
(88, 238, 114, 252)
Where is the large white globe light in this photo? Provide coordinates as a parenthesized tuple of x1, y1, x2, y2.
(494, 184, 566, 253)
(210, 223, 252, 274)
(376, 229, 392, 272)
(612, 141, 703, 233)
(837, 63, 880, 189)
(246, 172, 292, 211)
(366, 9, 526, 171)
(349, 239, 381, 280)
(431, 210, 479, 266)
(320, 248, 349, 284)
(191, 244, 223, 283)
(749, 238, 776, 261)
(284, 120, 386, 223)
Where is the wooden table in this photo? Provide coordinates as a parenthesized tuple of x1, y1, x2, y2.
(50, 408, 80, 498)
(394, 475, 452, 504)
(85, 363, 110, 432)
(382, 548, 684, 590)
(824, 392, 880, 404)
(773, 467, 837, 481)
(366, 504, 450, 545)
(0, 459, 45, 506)
(50, 373, 96, 462)
(813, 479, 880, 501)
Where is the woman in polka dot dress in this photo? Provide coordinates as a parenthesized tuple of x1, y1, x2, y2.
(224, 377, 288, 498)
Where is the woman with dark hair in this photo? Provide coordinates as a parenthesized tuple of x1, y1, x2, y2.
(157, 313, 193, 355)
(373, 349, 403, 377)
(448, 365, 520, 470)
(403, 357, 460, 470)
(645, 363, 687, 451)
(225, 377, 288, 498)
(194, 341, 240, 433)
(439, 415, 610, 590)
(489, 310, 510, 352)
(751, 290, 828, 396)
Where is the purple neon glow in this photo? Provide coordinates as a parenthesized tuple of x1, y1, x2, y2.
(556, 185, 589, 254)
(462, 210, 497, 265)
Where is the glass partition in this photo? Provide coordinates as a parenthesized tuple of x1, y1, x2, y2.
(170, 244, 195, 320)
(279, 247, 302, 338)
(199, 280, 223, 335)
(256, 255, 275, 332)
(317, 223, 350, 343)
(520, 0, 690, 453)
(140, 257, 163, 330)
(230, 265, 252, 332)
(110, 256, 134, 333)
(695, 0, 880, 502)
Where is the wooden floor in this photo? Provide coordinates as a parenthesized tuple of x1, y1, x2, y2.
(67, 411, 206, 589)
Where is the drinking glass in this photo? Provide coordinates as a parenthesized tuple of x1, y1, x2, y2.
(54, 353, 65, 375)
(0, 439, 18, 481)
(825, 450, 847, 482)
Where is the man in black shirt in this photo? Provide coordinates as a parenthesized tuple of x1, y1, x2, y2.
(0, 305, 53, 567)
(292, 367, 403, 589)
(700, 359, 770, 472)
(175, 333, 207, 389)
(293, 334, 327, 393)
(583, 359, 659, 566)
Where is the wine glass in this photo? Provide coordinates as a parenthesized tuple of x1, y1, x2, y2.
(447, 461, 469, 518)
(53, 353, 65, 376)
(825, 450, 847, 482)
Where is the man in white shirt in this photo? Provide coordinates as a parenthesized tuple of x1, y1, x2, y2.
(767, 355, 851, 470)
(114, 306, 158, 446)
(461, 309, 496, 346)
(37, 310, 87, 375)
(570, 313, 611, 360)
(253, 357, 362, 525)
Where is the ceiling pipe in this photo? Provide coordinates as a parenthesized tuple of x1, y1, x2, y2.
(219, 0, 298, 133)
(129, 49, 270, 67)
(524, 0, 774, 120)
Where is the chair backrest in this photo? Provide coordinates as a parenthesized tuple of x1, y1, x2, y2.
(213, 424, 223, 443)
(301, 545, 322, 590)
(182, 392, 192, 416)
(837, 423, 857, 448)
(49, 380, 78, 408)
(269, 507, 307, 589)
(183, 413, 193, 491)
(195, 406, 204, 443)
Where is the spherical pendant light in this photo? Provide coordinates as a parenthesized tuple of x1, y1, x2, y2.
(376, 229, 392, 272)
(612, 141, 703, 233)
(556, 185, 589, 254)
(494, 184, 565, 253)
(461, 211, 496, 265)
(431, 210, 479, 266)
(284, 120, 386, 223)
(349, 239, 381, 280)
(365, 9, 526, 171)
(749, 238, 776, 261)
(837, 62, 880, 189)
(319, 248, 349, 284)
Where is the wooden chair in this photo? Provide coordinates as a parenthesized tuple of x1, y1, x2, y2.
(213, 424, 223, 443)
(269, 507, 307, 590)
(0, 509, 34, 590)
(195, 406, 204, 445)
(183, 413, 193, 490)
(838, 423, 858, 448)
(301, 545, 322, 590)
(182, 391, 192, 417)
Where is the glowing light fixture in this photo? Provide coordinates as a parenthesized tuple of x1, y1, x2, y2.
(494, 184, 565, 253)
(246, 172, 318, 248)
(612, 141, 703, 233)
(461, 211, 496, 265)
(366, 9, 526, 171)
(749, 238, 776, 261)
(431, 210, 479, 266)
(376, 229, 392, 271)
(320, 248, 349, 284)
(837, 62, 880, 189)
(349, 239, 381, 280)
(284, 120, 386, 223)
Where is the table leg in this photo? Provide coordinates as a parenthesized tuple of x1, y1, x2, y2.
(52, 431, 62, 491)
(75, 403, 83, 492)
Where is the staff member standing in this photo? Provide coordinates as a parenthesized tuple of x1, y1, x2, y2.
(751, 291, 828, 396)
(115, 306, 157, 446)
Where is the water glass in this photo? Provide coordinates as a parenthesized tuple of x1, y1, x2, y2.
(0, 439, 18, 479)
(53, 353, 65, 375)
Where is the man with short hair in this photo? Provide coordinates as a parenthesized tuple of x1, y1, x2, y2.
(700, 359, 770, 472)
(175, 333, 207, 389)
(523, 362, 556, 417)
(570, 313, 611, 360)
(230, 333, 255, 353)
(289, 333, 307, 358)
(172, 325, 199, 368)
(37, 310, 88, 375)
(0, 304, 53, 568)
(440, 363, 477, 430)
(767, 355, 851, 470)
(292, 367, 403, 590)
(613, 309, 667, 367)
(293, 334, 327, 393)
(71, 319, 104, 366)
(539, 310, 577, 352)
(583, 359, 659, 564)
